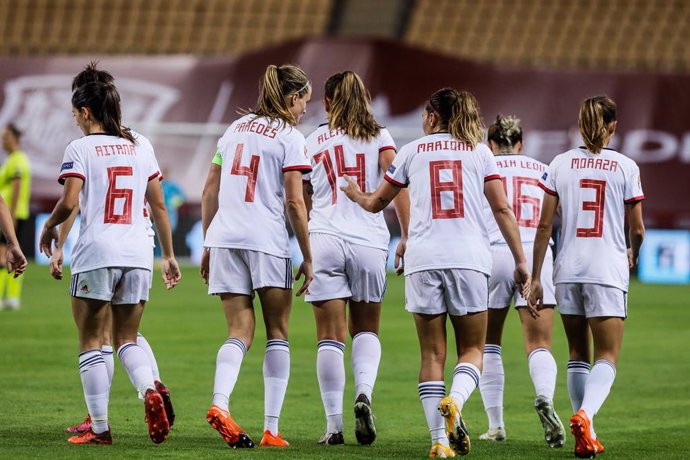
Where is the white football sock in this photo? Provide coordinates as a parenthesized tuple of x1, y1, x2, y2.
(317, 340, 345, 433)
(79, 349, 109, 434)
(567, 360, 591, 412)
(101, 345, 115, 387)
(351, 332, 381, 402)
(263, 339, 290, 435)
(117, 343, 155, 398)
(450, 362, 481, 410)
(528, 348, 557, 400)
(581, 360, 616, 438)
(479, 344, 504, 429)
(212, 338, 247, 411)
(136, 332, 161, 381)
(418, 381, 449, 447)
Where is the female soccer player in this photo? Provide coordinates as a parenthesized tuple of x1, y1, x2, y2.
(342, 88, 530, 458)
(55, 63, 175, 436)
(478, 115, 564, 447)
(531, 96, 644, 458)
(201, 64, 313, 449)
(39, 80, 181, 445)
(303, 70, 409, 446)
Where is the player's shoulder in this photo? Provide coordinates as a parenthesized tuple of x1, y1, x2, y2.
(305, 122, 329, 144)
(602, 148, 639, 170)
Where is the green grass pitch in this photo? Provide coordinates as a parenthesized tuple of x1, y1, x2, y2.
(1, 266, 688, 459)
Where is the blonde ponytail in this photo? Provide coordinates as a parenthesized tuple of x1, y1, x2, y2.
(325, 70, 382, 141)
(246, 64, 311, 127)
(448, 91, 484, 149)
(578, 96, 617, 153)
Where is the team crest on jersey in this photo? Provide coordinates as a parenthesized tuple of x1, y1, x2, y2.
(388, 165, 396, 174)
(60, 162, 73, 171)
(541, 172, 548, 180)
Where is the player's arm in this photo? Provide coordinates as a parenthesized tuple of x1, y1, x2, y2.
(201, 163, 221, 238)
(340, 174, 401, 213)
(146, 178, 181, 289)
(302, 179, 313, 218)
(379, 148, 409, 274)
(40, 177, 82, 257)
(484, 178, 531, 301)
(49, 206, 79, 280)
(0, 196, 26, 276)
(285, 170, 313, 296)
(530, 192, 558, 310)
(626, 201, 645, 268)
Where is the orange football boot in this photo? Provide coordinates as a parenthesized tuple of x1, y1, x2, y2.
(206, 405, 254, 448)
(260, 429, 289, 447)
(67, 428, 112, 445)
(593, 437, 605, 454)
(570, 410, 596, 458)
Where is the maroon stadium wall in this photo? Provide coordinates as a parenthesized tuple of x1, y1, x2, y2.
(1, 38, 688, 228)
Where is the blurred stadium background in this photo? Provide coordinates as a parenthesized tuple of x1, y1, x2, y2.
(1, 0, 689, 279)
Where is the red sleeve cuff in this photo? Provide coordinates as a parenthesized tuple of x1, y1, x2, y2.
(58, 173, 86, 185)
(538, 182, 558, 196)
(384, 175, 407, 188)
(484, 174, 501, 182)
(283, 165, 312, 173)
(624, 195, 645, 204)
(148, 171, 161, 182)
(379, 145, 397, 153)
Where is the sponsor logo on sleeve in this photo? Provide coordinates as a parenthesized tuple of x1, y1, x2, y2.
(387, 165, 396, 174)
(61, 162, 74, 171)
(541, 172, 548, 180)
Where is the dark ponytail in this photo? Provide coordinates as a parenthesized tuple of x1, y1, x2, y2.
(71, 61, 115, 91)
(72, 81, 136, 144)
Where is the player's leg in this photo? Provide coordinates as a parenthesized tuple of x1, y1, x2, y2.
(135, 331, 174, 426)
(111, 267, 169, 444)
(206, 248, 255, 447)
(573, 285, 626, 456)
(440, 269, 489, 456)
(306, 233, 350, 445)
(518, 305, 564, 448)
(407, 270, 454, 458)
(69, 294, 112, 444)
(4, 219, 26, 310)
(257, 285, 293, 446)
(312, 298, 347, 445)
(479, 306, 509, 441)
(346, 241, 386, 445)
(67, 306, 112, 435)
(0, 243, 7, 309)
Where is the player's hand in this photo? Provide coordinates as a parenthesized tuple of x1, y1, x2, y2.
(162, 257, 182, 289)
(339, 175, 361, 202)
(200, 249, 210, 285)
(294, 259, 313, 296)
(39, 225, 59, 257)
(394, 237, 407, 276)
(514, 262, 534, 315)
(528, 278, 544, 318)
(50, 247, 64, 280)
(627, 248, 637, 268)
(5, 242, 27, 278)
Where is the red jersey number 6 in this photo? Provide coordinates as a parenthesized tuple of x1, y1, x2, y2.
(104, 166, 133, 224)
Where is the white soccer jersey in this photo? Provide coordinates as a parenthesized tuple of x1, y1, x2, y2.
(204, 114, 311, 258)
(484, 154, 548, 245)
(58, 133, 161, 274)
(539, 147, 644, 291)
(385, 133, 501, 275)
(305, 124, 396, 250)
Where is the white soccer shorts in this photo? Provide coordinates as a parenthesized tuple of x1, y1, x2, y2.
(305, 233, 388, 303)
(556, 283, 627, 318)
(208, 247, 293, 296)
(489, 243, 556, 309)
(405, 268, 489, 316)
(70, 267, 152, 305)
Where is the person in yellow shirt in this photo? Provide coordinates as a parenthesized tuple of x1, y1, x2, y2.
(0, 124, 31, 310)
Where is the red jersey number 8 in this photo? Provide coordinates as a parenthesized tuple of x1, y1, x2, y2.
(430, 160, 464, 219)
(104, 166, 133, 224)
